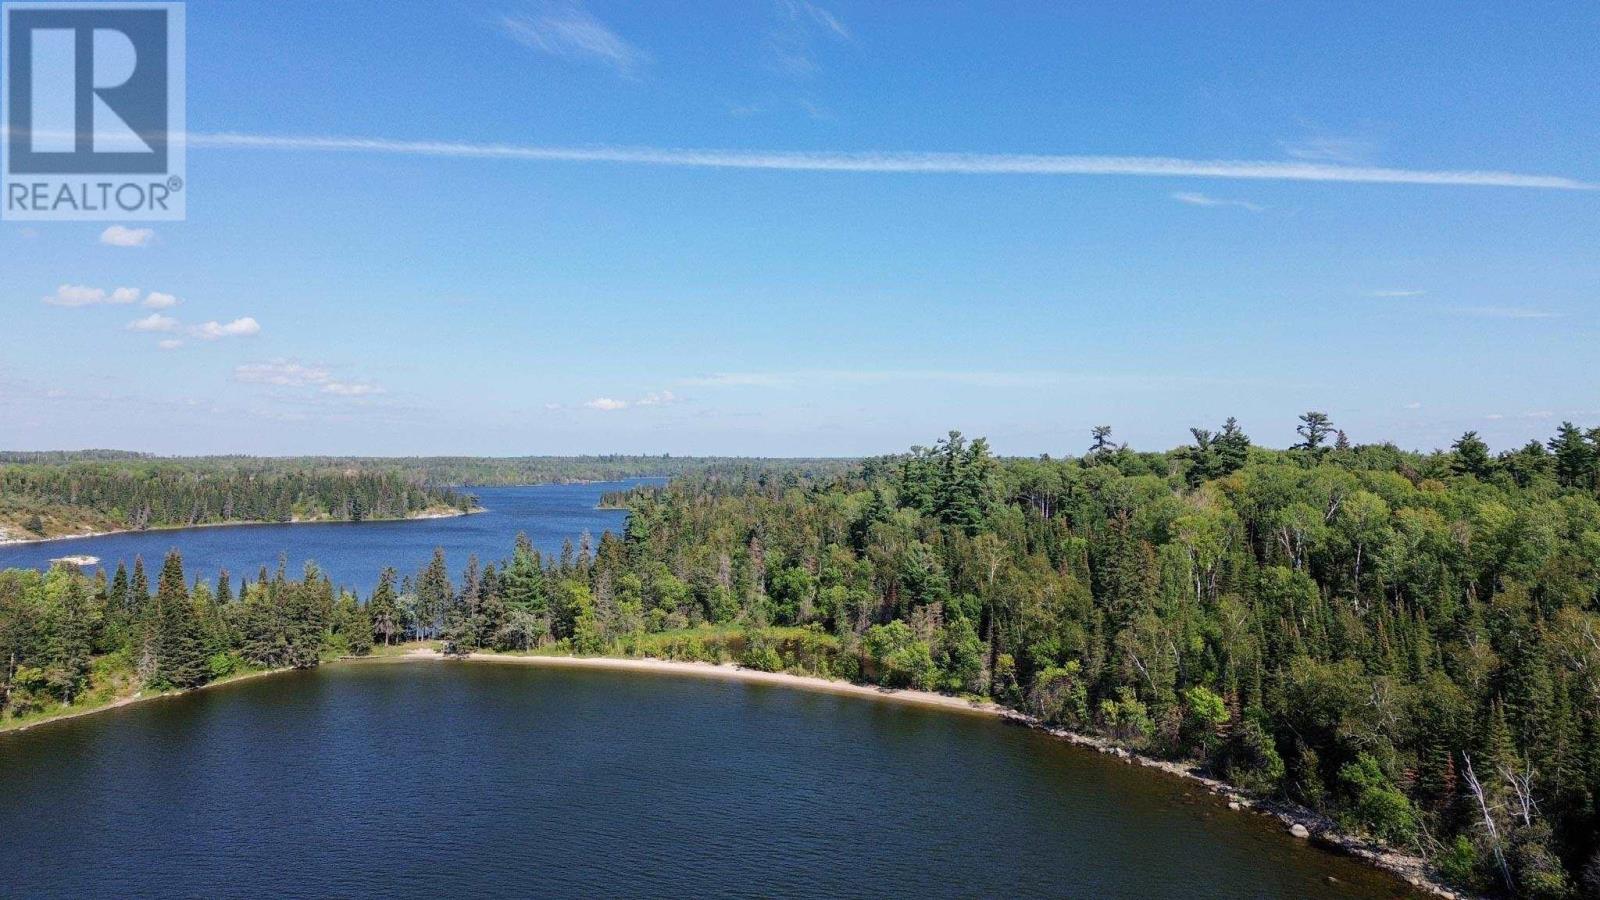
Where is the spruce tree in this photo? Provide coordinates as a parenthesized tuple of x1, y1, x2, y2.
(151, 551, 209, 690)
(48, 578, 93, 703)
(368, 568, 400, 646)
(129, 556, 150, 617)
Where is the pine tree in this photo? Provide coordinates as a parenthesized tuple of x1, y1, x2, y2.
(1295, 411, 1335, 453)
(1452, 431, 1495, 479)
(1213, 417, 1251, 475)
(1548, 422, 1596, 490)
(1089, 425, 1118, 458)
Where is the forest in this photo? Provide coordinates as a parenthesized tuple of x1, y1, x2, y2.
(0, 453, 851, 539)
(0, 461, 470, 540)
(2, 416, 1598, 898)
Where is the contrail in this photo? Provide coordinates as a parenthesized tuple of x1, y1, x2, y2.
(185, 132, 1595, 190)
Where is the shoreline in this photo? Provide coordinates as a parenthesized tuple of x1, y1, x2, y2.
(3, 646, 1465, 899)
(0, 665, 296, 736)
(0, 506, 486, 548)
(382, 648, 1007, 716)
(383, 649, 1464, 900)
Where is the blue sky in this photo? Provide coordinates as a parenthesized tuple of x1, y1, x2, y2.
(3, 0, 1597, 457)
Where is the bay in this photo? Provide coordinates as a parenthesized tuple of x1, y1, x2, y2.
(0, 661, 1420, 899)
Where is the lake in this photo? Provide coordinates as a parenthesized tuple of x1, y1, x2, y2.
(0, 481, 657, 592)
(0, 661, 1420, 899)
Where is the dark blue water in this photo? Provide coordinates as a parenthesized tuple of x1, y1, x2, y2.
(0, 662, 1419, 899)
(0, 481, 656, 591)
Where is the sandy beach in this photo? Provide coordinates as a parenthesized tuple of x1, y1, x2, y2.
(391, 648, 1006, 716)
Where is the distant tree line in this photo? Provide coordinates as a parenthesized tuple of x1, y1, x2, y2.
(0, 463, 468, 534)
(4, 417, 1600, 897)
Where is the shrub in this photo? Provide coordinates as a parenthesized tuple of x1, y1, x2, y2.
(1217, 718, 1285, 794)
(740, 643, 783, 672)
(1338, 752, 1416, 847)
(1181, 685, 1229, 755)
(207, 652, 240, 680)
(1029, 663, 1089, 726)
(1432, 835, 1482, 893)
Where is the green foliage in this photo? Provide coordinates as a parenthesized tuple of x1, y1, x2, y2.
(863, 620, 938, 689)
(739, 633, 784, 672)
(1434, 835, 1481, 890)
(1029, 663, 1089, 726)
(207, 651, 241, 680)
(1182, 685, 1228, 754)
(1216, 718, 1285, 794)
(1337, 753, 1417, 847)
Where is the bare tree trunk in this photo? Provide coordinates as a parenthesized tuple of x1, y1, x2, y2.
(1463, 754, 1512, 892)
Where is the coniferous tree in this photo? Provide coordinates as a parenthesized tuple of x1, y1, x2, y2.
(1295, 411, 1334, 453)
(1214, 416, 1252, 475)
(151, 551, 208, 690)
(47, 577, 93, 703)
(129, 556, 150, 617)
(1452, 431, 1495, 480)
(367, 568, 401, 646)
(415, 549, 452, 641)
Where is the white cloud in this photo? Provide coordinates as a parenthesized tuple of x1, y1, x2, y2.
(235, 359, 384, 400)
(44, 284, 107, 307)
(321, 381, 383, 397)
(1171, 192, 1265, 212)
(100, 225, 154, 247)
(580, 389, 683, 411)
(235, 360, 332, 386)
(42, 284, 141, 306)
(1403, 401, 1422, 410)
(187, 133, 1596, 190)
(191, 317, 261, 339)
(500, 5, 649, 76)
(127, 313, 180, 333)
(158, 339, 184, 351)
(795, 1, 850, 40)
(635, 390, 678, 406)
(143, 291, 179, 309)
(769, 0, 852, 76)
(1367, 288, 1426, 298)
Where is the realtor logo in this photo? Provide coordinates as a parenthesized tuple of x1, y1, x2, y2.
(3, 2, 185, 220)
